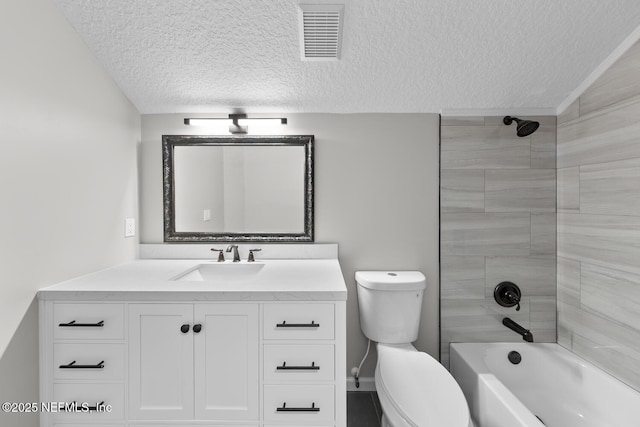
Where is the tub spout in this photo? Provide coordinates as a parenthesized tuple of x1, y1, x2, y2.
(503, 317, 534, 342)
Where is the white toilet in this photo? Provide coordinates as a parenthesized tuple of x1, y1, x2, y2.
(356, 271, 472, 427)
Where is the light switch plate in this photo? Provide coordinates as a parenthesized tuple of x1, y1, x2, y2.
(125, 218, 136, 237)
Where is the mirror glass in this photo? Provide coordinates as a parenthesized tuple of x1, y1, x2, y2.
(163, 135, 314, 242)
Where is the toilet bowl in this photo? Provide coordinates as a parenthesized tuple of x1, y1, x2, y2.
(356, 271, 471, 427)
(376, 343, 471, 427)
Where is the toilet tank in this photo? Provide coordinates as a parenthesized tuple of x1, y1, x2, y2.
(356, 271, 426, 344)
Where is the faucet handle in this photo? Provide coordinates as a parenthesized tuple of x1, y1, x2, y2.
(505, 291, 521, 311)
(247, 248, 262, 262)
(210, 248, 225, 262)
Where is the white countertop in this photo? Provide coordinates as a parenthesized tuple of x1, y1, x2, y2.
(37, 258, 347, 301)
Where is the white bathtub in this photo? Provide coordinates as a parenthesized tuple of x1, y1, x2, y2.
(450, 342, 640, 427)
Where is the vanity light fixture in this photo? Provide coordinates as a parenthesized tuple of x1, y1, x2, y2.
(184, 114, 288, 134)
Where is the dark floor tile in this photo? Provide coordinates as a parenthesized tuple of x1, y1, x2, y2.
(370, 391, 382, 422)
(348, 391, 382, 427)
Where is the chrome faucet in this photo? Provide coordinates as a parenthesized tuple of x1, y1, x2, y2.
(226, 244, 240, 262)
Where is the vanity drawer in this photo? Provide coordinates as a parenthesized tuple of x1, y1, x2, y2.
(264, 385, 335, 423)
(53, 343, 124, 380)
(264, 344, 334, 382)
(264, 384, 334, 423)
(51, 383, 124, 421)
(263, 304, 334, 340)
(53, 303, 124, 340)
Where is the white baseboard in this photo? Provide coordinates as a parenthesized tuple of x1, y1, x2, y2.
(347, 376, 376, 392)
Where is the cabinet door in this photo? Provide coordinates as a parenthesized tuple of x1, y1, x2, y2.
(194, 304, 259, 420)
(129, 304, 194, 420)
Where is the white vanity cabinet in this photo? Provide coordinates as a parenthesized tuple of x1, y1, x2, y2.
(40, 299, 345, 427)
(262, 303, 338, 425)
(40, 303, 127, 426)
(128, 303, 259, 421)
(38, 257, 347, 427)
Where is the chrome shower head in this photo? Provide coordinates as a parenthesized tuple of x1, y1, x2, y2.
(503, 116, 540, 137)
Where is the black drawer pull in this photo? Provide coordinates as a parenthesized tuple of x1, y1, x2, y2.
(277, 361, 319, 371)
(277, 402, 319, 412)
(59, 360, 105, 369)
(276, 320, 319, 328)
(60, 401, 105, 411)
(58, 320, 105, 327)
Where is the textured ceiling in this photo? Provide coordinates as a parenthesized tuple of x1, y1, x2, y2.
(54, 0, 640, 114)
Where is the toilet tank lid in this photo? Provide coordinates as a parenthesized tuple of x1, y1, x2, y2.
(355, 271, 426, 291)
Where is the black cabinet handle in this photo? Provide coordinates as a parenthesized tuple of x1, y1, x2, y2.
(277, 402, 319, 412)
(277, 361, 319, 370)
(59, 360, 105, 369)
(193, 324, 202, 333)
(60, 401, 105, 411)
(276, 320, 320, 328)
(180, 324, 190, 333)
(58, 320, 104, 327)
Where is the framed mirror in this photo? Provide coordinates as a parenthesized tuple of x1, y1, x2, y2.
(163, 135, 314, 242)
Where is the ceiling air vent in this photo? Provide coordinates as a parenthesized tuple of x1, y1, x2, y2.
(299, 3, 344, 61)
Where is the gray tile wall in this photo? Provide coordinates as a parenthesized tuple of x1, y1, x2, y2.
(557, 39, 640, 391)
(440, 116, 557, 367)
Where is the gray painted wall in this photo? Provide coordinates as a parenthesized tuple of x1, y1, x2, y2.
(140, 113, 441, 377)
(557, 40, 640, 391)
(0, 0, 140, 426)
(440, 115, 557, 367)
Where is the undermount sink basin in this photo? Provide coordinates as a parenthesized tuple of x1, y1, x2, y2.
(173, 262, 265, 282)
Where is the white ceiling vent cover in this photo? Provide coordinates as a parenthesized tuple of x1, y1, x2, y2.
(299, 3, 344, 61)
